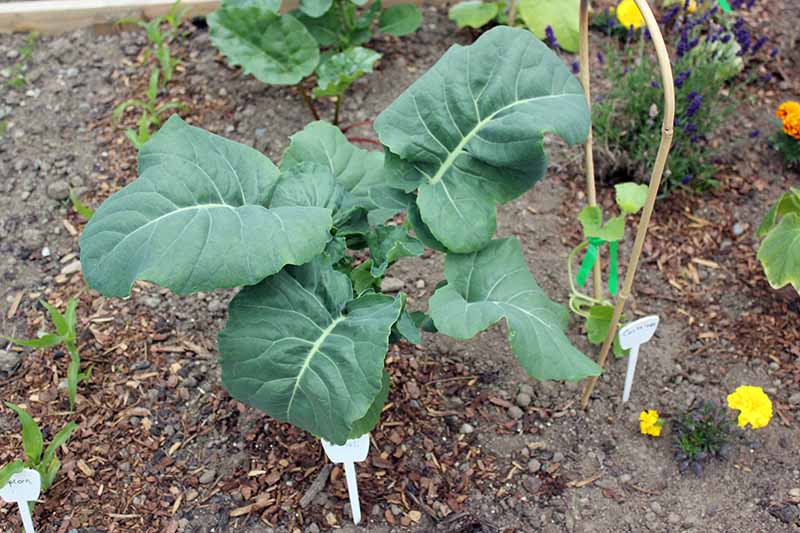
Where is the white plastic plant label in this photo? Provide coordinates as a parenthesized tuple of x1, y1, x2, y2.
(321, 433, 370, 525)
(0, 468, 41, 533)
(618, 315, 660, 403)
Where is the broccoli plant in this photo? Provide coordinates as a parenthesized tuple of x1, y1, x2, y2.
(756, 187, 800, 296)
(79, 27, 601, 445)
(207, 0, 421, 126)
(0, 403, 78, 503)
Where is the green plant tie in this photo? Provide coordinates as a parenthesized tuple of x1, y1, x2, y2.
(717, 0, 732, 12)
(576, 237, 619, 296)
(608, 240, 619, 297)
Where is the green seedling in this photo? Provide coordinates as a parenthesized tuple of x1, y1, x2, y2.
(3, 298, 91, 410)
(112, 68, 187, 149)
(5, 32, 39, 90)
(119, 0, 186, 87)
(69, 189, 93, 221)
(672, 400, 733, 476)
(566, 182, 649, 358)
(0, 403, 78, 507)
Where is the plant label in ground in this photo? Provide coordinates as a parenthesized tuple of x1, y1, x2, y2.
(619, 315, 660, 403)
(321, 433, 370, 525)
(0, 468, 40, 533)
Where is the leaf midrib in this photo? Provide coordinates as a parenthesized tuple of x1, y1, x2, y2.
(427, 93, 573, 186)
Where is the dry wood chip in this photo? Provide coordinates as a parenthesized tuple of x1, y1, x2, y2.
(230, 496, 275, 517)
(6, 291, 23, 320)
(77, 459, 95, 477)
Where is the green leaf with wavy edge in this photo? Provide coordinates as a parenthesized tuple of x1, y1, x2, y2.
(209, 0, 319, 85)
(367, 224, 424, 277)
(313, 47, 381, 98)
(41, 422, 78, 476)
(219, 259, 403, 444)
(614, 182, 648, 215)
(0, 461, 25, 489)
(348, 371, 390, 438)
(295, 9, 340, 47)
(756, 188, 800, 237)
(757, 212, 800, 294)
(519, 0, 580, 53)
(80, 115, 333, 297)
(379, 4, 422, 36)
(429, 238, 601, 381)
(299, 0, 333, 18)
(407, 203, 447, 253)
(374, 27, 589, 253)
(448, 1, 499, 29)
(280, 121, 412, 225)
(585, 304, 628, 359)
(5, 403, 43, 465)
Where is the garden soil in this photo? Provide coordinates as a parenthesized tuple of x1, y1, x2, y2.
(0, 3, 798, 533)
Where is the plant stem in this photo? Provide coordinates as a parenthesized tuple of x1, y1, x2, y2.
(334, 96, 343, 126)
(340, 119, 373, 133)
(346, 136, 381, 147)
(300, 85, 320, 121)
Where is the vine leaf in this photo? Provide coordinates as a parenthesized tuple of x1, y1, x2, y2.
(757, 212, 800, 294)
(299, 0, 333, 18)
(448, 1, 500, 29)
(209, 0, 319, 85)
(585, 304, 629, 359)
(518, 0, 580, 53)
(429, 238, 601, 381)
(219, 260, 403, 444)
(375, 26, 589, 252)
(578, 206, 625, 241)
(80, 115, 332, 297)
(614, 182, 648, 214)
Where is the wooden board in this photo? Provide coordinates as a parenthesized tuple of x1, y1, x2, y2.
(0, 0, 220, 34)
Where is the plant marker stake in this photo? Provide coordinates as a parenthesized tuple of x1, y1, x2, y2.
(618, 315, 659, 403)
(321, 433, 370, 525)
(0, 468, 41, 533)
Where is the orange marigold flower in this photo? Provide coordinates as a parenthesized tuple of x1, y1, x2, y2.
(784, 113, 800, 140)
(776, 101, 800, 121)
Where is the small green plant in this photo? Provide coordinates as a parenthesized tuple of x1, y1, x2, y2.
(592, 4, 766, 195)
(80, 28, 601, 445)
(756, 188, 800, 296)
(3, 32, 39, 90)
(672, 400, 733, 476)
(69, 189, 94, 221)
(120, 0, 186, 87)
(3, 298, 91, 410)
(449, 0, 580, 52)
(566, 182, 649, 357)
(208, 0, 422, 126)
(112, 68, 187, 149)
(0, 403, 78, 504)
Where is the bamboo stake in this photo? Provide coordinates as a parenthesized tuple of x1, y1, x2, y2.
(580, 0, 675, 409)
(578, 0, 603, 301)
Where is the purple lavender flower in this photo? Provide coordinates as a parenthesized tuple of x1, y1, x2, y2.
(682, 175, 693, 185)
(597, 51, 605, 65)
(684, 122, 698, 134)
(651, 80, 661, 89)
(749, 129, 760, 138)
(770, 47, 779, 58)
(571, 61, 579, 74)
(686, 93, 702, 118)
(662, 6, 680, 26)
(751, 36, 767, 54)
(545, 25, 559, 50)
(675, 70, 692, 88)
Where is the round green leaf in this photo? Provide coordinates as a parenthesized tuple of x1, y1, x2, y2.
(374, 27, 589, 253)
(219, 260, 403, 444)
(519, 0, 580, 53)
(80, 116, 333, 297)
(379, 4, 422, 36)
(209, 1, 319, 85)
(448, 1, 499, 29)
(614, 182, 649, 214)
(429, 238, 602, 381)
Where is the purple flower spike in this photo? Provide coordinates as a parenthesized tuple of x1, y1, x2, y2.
(545, 25, 559, 50)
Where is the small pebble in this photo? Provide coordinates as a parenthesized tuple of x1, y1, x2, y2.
(508, 405, 524, 419)
(516, 392, 532, 407)
(527, 459, 541, 473)
(199, 469, 216, 484)
(459, 423, 474, 434)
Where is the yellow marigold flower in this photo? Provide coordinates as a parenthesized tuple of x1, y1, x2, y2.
(639, 409, 663, 437)
(784, 113, 800, 140)
(687, 0, 697, 13)
(727, 386, 772, 429)
(616, 0, 645, 30)
(776, 101, 800, 121)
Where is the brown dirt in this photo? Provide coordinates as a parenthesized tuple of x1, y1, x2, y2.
(0, 3, 799, 533)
